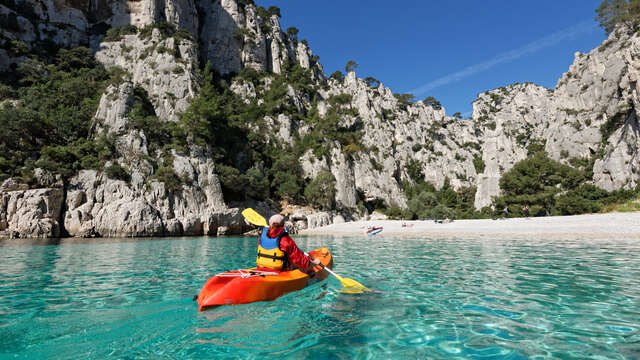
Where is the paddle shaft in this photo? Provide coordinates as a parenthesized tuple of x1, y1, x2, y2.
(304, 252, 342, 280)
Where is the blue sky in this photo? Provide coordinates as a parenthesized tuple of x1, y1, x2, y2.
(255, 0, 606, 116)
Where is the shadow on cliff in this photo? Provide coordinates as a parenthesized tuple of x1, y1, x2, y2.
(197, 0, 244, 75)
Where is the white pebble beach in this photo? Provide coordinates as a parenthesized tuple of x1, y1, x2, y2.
(300, 212, 640, 240)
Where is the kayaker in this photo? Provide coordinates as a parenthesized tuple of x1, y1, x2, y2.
(256, 214, 321, 273)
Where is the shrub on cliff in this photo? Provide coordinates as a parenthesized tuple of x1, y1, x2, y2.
(103, 25, 138, 42)
(365, 77, 380, 88)
(257, 5, 281, 19)
(304, 171, 336, 210)
(329, 70, 344, 82)
(394, 93, 415, 110)
(105, 164, 130, 182)
(596, 0, 640, 34)
(345, 60, 358, 73)
(292, 93, 363, 160)
(286, 27, 299, 43)
(423, 96, 442, 110)
(473, 155, 485, 174)
(268, 152, 305, 201)
(153, 165, 182, 192)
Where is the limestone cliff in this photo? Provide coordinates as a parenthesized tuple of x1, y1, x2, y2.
(472, 29, 640, 207)
(1, 0, 639, 238)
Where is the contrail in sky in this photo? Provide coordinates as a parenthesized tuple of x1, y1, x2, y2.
(410, 19, 599, 96)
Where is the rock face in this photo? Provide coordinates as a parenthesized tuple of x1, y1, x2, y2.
(63, 167, 247, 237)
(61, 78, 249, 237)
(277, 70, 480, 210)
(2, 3, 640, 238)
(64, 170, 164, 237)
(472, 83, 553, 209)
(470, 30, 640, 207)
(234, 27, 640, 212)
(0, 186, 64, 238)
(593, 111, 640, 190)
(95, 29, 200, 122)
(0, 0, 322, 77)
(286, 205, 348, 232)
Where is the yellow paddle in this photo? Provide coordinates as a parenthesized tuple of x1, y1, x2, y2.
(241, 208, 370, 293)
(303, 251, 369, 293)
(241, 208, 268, 227)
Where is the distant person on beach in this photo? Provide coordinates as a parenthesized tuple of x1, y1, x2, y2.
(523, 205, 530, 218)
(503, 206, 509, 218)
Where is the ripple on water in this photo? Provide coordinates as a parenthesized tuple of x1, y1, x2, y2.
(1, 236, 640, 359)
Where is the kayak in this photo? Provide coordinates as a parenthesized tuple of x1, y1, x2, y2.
(366, 226, 383, 235)
(197, 248, 333, 310)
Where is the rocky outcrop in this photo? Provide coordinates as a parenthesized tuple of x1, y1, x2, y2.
(0, 186, 64, 238)
(468, 30, 640, 207)
(64, 170, 162, 237)
(284, 70, 479, 210)
(61, 77, 246, 237)
(471, 83, 553, 209)
(63, 165, 248, 238)
(592, 34, 640, 191)
(593, 111, 640, 190)
(197, 0, 321, 77)
(286, 205, 352, 232)
(95, 29, 199, 122)
(1, 0, 322, 79)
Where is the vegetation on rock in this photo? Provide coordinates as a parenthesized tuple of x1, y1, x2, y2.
(423, 96, 442, 110)
(304, 170, 336, 210)
(1, 0, 638, 224)
(0, 47, 116, 183)
(345, 60, 358, 73)
(493, 153, 639, 217)
(174, 60, 358, 207)
(596, 0, 640, 34)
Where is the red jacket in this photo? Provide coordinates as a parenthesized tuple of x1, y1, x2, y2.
(258, 227, 310, 271)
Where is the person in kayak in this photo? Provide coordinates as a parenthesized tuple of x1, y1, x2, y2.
(256, 214, 321, 273)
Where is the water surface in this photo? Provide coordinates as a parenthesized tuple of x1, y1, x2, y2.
(1, 235, 639, 359)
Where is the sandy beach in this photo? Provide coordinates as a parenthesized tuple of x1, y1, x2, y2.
(300, 212, 640, 240)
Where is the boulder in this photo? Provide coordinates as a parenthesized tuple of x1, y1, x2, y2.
(306, 212, 331, 229)
(0, 188, 64, 238)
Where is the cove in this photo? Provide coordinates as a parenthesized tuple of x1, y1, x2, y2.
(1, 235, 639, 359)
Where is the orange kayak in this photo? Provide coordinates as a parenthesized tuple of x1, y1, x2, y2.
(197, 248, 333, 310)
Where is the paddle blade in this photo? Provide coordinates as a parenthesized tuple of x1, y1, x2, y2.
(242, 208, 268, 227)
(338, 277, 370, 293)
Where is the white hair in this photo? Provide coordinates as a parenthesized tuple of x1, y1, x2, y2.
(269, 214, 284, 227)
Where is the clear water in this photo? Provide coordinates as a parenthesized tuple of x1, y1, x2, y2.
(1, 235, 639, 359)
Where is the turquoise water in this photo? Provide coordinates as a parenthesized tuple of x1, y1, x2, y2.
(1, 235, 639, 359)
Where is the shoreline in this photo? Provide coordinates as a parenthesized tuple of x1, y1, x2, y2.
(299, 212, 640, 240)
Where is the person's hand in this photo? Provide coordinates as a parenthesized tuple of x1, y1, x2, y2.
(311, 258, 321, 266)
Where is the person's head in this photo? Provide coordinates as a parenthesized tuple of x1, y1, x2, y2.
(269, 214, 285, 228)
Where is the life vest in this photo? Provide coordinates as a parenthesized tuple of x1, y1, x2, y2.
(256, 227, 288, 270)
